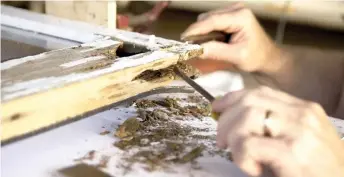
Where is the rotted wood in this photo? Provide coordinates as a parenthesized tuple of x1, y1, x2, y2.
(1, 34, 202, 143)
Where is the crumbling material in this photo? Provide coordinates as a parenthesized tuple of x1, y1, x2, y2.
(114, 95, 231, 172)
(133, 62, 200, 82)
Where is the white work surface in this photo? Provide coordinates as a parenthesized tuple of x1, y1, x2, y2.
(2, 71, 344, 177)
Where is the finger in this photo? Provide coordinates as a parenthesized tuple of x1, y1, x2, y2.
(213, 88, 281, 114)
(212, 89, 246, 113)
(212, 86, 303, 113)
(200, 41, 247, 64)
(230, 136, 261, 176)
(216, 105, 245, 148)
(241, 136, 301, 177)
(213, 89, 301, 138)
(217, 107, 267, 148)
(184, 58, 234, 74)
(263, 111, 300, 138)
(181, 11, 245, 38)
(197, 2, 245, 21)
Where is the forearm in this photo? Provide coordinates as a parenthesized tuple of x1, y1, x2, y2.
(256, 45, 344, 117)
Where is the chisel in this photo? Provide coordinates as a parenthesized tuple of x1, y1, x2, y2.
(181, 31, 230, 44)
(173, 67, 220, 121)
(177, 31, 232, 120)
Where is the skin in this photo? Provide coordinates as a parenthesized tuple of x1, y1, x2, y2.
(212, 86, 344, 177)
(181, 3, 344, 177)
(182, 3, 344, 118)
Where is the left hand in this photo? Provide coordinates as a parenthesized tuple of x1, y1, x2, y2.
(212, 86, 344, 177)
(181, 3, 281, 74)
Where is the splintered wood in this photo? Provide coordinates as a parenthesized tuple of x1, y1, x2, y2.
(1, 31, 203, 143)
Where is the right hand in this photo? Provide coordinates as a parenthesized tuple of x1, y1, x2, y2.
(212, 86, 344, 177)
(182, 3, 282, 73)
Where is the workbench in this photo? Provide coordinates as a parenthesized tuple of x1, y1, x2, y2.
(2, 5, 344, 177)
(2, 76, 344, 177)
(1, 80, 246, 177)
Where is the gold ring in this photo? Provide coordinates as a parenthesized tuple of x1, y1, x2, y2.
(263, 110, 272, 137)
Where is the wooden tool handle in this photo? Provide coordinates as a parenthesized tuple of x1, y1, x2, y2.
(181, 31, 233, 74)
(181, 31, 230, 44)
(184, 59, 234, 74)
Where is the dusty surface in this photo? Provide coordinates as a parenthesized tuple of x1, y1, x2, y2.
(1, 3, 343, 177)
(2, 84, 343, 177)
(113, 95, 230, 173)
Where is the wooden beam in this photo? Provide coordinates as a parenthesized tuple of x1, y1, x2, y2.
(45, 1, 117, 29)
(1, 35, 202, 143)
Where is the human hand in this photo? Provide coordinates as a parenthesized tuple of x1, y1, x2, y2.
(181, 3, 282, 73)
(212, 86, 344, 177)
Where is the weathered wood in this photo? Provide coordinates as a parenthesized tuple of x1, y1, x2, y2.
(45, 1, 117, 29)
(1, 34, 202, 143)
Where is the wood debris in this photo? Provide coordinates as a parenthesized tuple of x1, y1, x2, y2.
(113, 94, 231, 172)
(133, 62, 200, 82)
(74, 150, 96, 162)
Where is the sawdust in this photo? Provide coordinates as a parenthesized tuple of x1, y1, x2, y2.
(99, 130, 111, 135)
(113, 94, 231, 173)
(74, 150, 96, 162)
(175, 62, 200, 79)
(133, 96, 211, 119)
(133, 62, 200, 82)
(187, 95, 206, 103)
(95, 155, 111, 169)
(133, 67, 175, 82)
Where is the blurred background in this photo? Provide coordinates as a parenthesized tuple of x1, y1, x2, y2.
(2, 1, 344, 52)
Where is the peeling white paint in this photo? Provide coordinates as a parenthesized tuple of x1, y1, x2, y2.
(0, 4, 199, 62)
(59, 56, 106, 68)
(100, 29, 181, 50)
(1, 39, 121, 71)
(1, 5, 180, 51)
(1, 53, 47, 71)
(80, 39, 121, 53)
(1, 5, 202, 102)
(148, 35, 156, 46)
(2, 50, 177, 101)
(0, 14, 99, 44)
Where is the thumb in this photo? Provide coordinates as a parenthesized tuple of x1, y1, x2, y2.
(200, 41, 246, 66)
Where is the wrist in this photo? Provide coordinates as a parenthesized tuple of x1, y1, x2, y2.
(253, 45, 296, 90)
(260, 45, 292, 75)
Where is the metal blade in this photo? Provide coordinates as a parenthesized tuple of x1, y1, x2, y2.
(173, 67, 215, 102)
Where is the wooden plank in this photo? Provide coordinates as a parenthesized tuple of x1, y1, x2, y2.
(1, 5, 194, 48)
(45, 1, 117, 29)
(1, 35, 202, 143)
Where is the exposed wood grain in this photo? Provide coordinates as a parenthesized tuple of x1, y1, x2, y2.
(1, 5, 194, 49)
(1, 5, 202, 143)
(1, 35, 202, 143)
